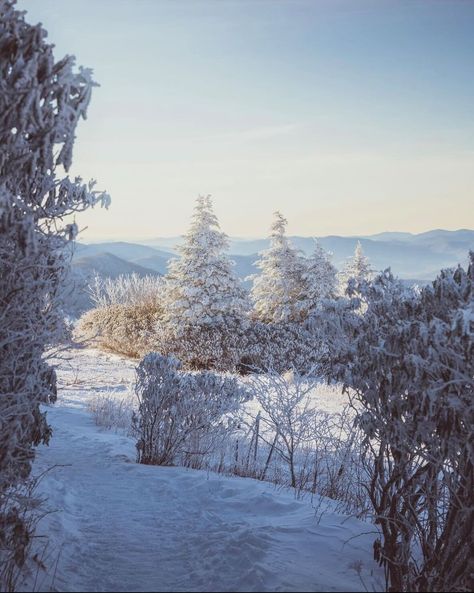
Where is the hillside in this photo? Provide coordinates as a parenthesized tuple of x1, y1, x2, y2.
(67, 252, 161, 316)
(73, 252, 161, 279)
(75, 242, 174, 262)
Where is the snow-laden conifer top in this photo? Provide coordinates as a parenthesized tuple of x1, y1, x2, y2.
(163, 195, 248, 325)
(251, 211, 307, 323)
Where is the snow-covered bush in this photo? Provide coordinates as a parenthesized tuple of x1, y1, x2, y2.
(306, 295, 362, 376)
(133, 353, 249, 466)
(245, 320, 324, 374)
(325, 262, 474, 592)
(0, 1, 108, 587)
(154, 317, 323, 374)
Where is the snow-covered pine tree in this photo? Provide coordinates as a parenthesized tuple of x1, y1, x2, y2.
(251, 211, 307, 323)
(163, 195, 248, 325)
(0, 1, 108, 583)
(301, 240, 337, 317)
(338, 240, 372, 295)
(157, 196, 249, 371)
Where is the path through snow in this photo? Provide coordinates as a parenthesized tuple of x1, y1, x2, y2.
(27, 346, 381, 592)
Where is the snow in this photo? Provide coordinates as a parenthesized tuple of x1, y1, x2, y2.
(27, 346, 382, 592)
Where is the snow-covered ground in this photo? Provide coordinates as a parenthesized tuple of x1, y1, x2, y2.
(26, 345, 382, 592)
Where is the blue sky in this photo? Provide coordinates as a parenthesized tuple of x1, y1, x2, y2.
(19, 0, 474, 239)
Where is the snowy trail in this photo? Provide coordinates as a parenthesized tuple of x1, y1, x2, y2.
(29, 346, 381, 592)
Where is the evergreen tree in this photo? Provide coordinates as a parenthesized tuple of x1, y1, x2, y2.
(163, 195, 248, 325)
(251, 211, 306, 323)
(338, 240, 372, 294)
(301, 240, 337, 316)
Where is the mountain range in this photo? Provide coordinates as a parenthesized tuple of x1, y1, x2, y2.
(68, 229, 473, 315)
(76, 228, 473, 278)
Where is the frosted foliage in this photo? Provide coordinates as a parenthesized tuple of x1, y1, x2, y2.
(153, 317, 323, 374)
(163, 195, 249, 325)
(323, 260, 474, 592)
(89, 273, 164, 308)
(78, 274, 164, 359)
(251, 211, 307, 323)
(0, 0, 108, 497)
(154, 317, 251, 372)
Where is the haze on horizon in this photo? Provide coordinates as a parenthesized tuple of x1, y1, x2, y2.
(19, 0, 474, 240)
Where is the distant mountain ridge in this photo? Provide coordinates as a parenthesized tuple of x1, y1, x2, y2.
(68, 247, 162, 315)
(73, 229, 473, 296)
(73, 251, 161, 279)
(140, 228, 473, 281)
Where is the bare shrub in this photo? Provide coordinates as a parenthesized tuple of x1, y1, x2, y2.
(78, 274, 164, 357)
(249, 370, 319, 488)
(232, 372, 368, 512)
(79, 302, 161, 358)
(88, 393, 136, 432)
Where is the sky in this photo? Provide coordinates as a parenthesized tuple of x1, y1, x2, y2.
(19, 0, 474, 240)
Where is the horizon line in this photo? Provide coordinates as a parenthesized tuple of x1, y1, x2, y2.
(78, 227, 474, 245)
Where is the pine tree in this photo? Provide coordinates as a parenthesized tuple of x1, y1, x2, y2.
(251, 211, 307, 323)
(338, 240, 372, 294)
(163, 195, 248, 325)
(301, 240, 337, 316)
